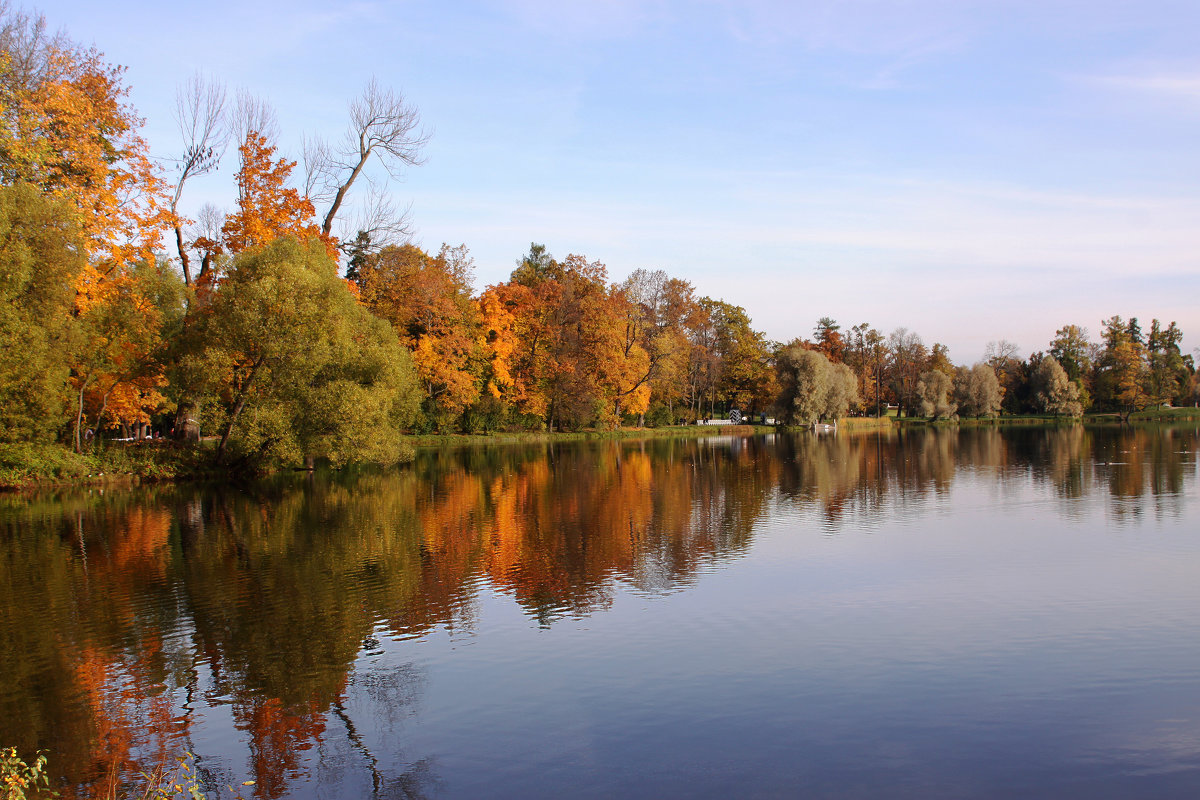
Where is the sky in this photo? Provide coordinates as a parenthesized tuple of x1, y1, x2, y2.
(43, 0, 1200, 362)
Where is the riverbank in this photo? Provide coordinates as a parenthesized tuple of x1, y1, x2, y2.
(407, 424, 774, 448)
(1, 425, 776, 490)
(0, 440, 222, 491)
(7, 410, 1197, 490)
(894, 407, 1200, 426)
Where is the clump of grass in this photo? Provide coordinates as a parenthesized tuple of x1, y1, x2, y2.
(0, 443, 97, 488)
(0, 441, 223, 490)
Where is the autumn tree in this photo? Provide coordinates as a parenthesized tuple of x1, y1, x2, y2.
(72, 260, 183, 449)
(888, 327, 928, 416)
(356, 242, 483, 429)
(547, 253, 650, 429)
(222, 131, 334, 257)
(0, 10, 166, 278)
(981, 339, 1017, 404)
(842, 322, 883, 415)
(701, 298, 775, 417)
(0, 8, 174, 448)
(1091, 315, 1164, 416)
(927, 342, 954, 376)
(812, 317, 845, 362)
(1108, 341, 1150, 418)
(1145, 319, 1189, 407)
(619, 268, 699, 425)
(478, 246, 589, 429)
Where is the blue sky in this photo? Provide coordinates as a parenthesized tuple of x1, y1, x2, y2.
(46, 0, 1200, 361)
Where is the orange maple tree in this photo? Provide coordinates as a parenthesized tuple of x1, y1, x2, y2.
(222, 131, 335, 258)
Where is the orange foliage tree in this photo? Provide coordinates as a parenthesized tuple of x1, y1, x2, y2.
(0, 17, 174, 447)
(222, 131, 335, 259)
(356, 243, 482, 427)
(480, 250, 656, 430)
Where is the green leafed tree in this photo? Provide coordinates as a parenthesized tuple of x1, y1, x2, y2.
(202, 237, 421, 468)
(0, 183, 84, 442)
(1048, 324, 1092, 383)
(1145, 319, 1189, 407)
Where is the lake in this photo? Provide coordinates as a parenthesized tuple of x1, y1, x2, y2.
(2, 425, 1199, 799)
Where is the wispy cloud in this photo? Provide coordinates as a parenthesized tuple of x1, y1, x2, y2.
(1083, 71, 1200, 101)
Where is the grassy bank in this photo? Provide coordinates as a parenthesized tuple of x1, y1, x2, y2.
(1126, 407, 1200, 422)
(1, 425, 776, 488)
(891, 407, 1200, 426)
(0, 440, 220, 491)
(839, 416, 897, 430)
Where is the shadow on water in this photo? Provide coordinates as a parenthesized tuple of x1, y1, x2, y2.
(0, 425, 1196, 797)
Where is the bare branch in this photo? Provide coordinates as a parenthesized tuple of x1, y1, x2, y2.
(229, 89, 279, 150)
(194, 203, 225, 243)
(320, 77, 430, 237)
(0, 2, 71, 89)
(301, 133, 334, 204)
(168, 73, 227, 285)
(336, 181, 413, 253)
(171, 73, 227, 188)
(189, 203, 226, 284)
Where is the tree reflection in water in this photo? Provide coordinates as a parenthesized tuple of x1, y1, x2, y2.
(0, 425, 1195, 797)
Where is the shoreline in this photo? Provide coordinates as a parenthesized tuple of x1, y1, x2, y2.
(4, 410, 1198, 492)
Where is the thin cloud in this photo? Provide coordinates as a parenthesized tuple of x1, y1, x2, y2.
(1083, 71, 1200, 100)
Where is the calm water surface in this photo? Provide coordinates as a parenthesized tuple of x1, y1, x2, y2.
(2, 426, 1200, 798)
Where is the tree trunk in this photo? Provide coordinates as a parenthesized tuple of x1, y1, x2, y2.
(321, 151, 370, 237)
(216, 356, 264, 464)
(74, 380, 88, 453)
(174, 401, 201, 442)
(174, 222, 192, 287)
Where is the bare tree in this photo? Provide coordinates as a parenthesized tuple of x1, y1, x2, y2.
(338, 180, 415, 251)
(228, 89, 280, 157)
(301, 133, 333, 202)
(0, 2, 69, 90)
(308, 77, 430, 243)
(168, 72, 227, 286)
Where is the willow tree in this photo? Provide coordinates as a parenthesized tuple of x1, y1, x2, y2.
(775, 344, 858, 426)
(203, 237, 420, 468)
(954, 363, 1002, 418)
(1032, 356, 1083, 418)
(917, 369, 956, 420)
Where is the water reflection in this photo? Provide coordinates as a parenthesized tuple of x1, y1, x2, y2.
(0, 425, 1196, 797)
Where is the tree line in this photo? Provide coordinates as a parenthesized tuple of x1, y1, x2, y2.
(1, 7, 1197, 469)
